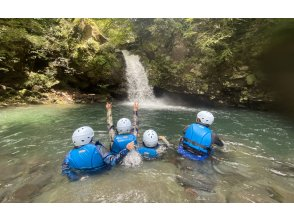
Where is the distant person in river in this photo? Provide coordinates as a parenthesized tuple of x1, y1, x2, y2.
(178, 111, 224, 161)
(106, 101, 139, 154)
(137, 129, 171, 160)
(61, 126, 135, 181)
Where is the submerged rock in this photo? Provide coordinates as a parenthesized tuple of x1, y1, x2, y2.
(176, 175, 215, 193)
(13, 184, 40, 202)
(184, 187, 199, 199)
(30, 173, 53, 188)
(0, 191, 8, 202)
(11, 173, 53, 202)
(226, 182, 279, 203)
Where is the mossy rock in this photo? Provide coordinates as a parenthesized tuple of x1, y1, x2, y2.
(18, 89, 32, 97)
(246, 74, 256, 86)
(201, 83, 209, 92)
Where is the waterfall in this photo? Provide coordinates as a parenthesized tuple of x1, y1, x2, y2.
(122, 50, 156, 103)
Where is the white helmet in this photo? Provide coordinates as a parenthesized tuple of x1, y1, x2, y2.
(197, 111, 214, 125)
(143, 129, 158, 148)
(72, 126, 94, 146)
(117, 118, 132, 134)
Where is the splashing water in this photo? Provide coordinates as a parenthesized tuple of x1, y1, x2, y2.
(122, 50, 156, 103)
(122, 149, 143, 167)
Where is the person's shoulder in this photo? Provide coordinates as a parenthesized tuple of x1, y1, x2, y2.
(137, 145, 146, 150)
(184, 123, 195, 129)
(64, 149, 72, 158)
(82, 143, 97, 149)
(137, 146, 152, 152)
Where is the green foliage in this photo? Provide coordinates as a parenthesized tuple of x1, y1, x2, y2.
(130, 18, 287, 106)
(0, 18, 126, 94)
(94, 19, 135, 46)
(24, 71, 59, 90)
(0, 18, 290, 107)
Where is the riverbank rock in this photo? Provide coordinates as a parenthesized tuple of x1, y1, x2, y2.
(0, 84, 7, 95)
(0, 88, 111, 107)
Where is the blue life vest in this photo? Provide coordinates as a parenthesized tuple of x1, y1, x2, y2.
(182, 123, 212, 155)
(137, 145, 159, 159)
(111, 133, 137, 154)
(68, 143, 105, 170)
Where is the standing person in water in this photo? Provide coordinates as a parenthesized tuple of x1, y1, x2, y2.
(106, 101, 139, 154)
(178, 111, 224, 161)
(61, 126, 135, 181)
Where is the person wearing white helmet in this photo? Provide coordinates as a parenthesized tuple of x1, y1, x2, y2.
(137, 129, 171, 160)
(61, 126, 135, 181)
(106, 101, 139, 154)
(178, 110, 224, 161)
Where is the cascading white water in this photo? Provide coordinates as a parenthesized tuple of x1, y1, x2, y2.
(122, 50, 156, 103)
(121, 50, 187, 109)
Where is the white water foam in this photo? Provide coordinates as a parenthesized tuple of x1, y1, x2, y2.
(121, 50, 207, 112)
(119, 100, 200, 112)
(122, 149, 143, 167)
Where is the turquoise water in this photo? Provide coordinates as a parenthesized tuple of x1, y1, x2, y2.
(0, 103, 294, 202)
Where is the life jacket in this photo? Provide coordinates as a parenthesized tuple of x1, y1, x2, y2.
(111, 133, 137, 154)
(68, 143, 105, 170)
(177, 145, 212, 161)
(182, 123, 212, 156)
(137, 145, 159, 159)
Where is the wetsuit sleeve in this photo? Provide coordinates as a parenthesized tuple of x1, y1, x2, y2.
(159, 136, 171, 147)
(61, 153, 80, 181)
(183, 125, 189, 135)
(132, 109, 139, 137)
(106, 107, 115, 146)
(212, 133, 224, 147)
(156, 144, 167, 156)
(97, 145, 129, 166)
(180, 125, 189, 144)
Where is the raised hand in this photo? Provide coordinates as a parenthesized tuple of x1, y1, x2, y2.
(159, 136, 166, 140)
(106, 102, 112, 110)
(133, 101, 139, 111)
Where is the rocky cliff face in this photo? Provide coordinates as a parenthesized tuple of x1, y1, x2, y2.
(130, 19, 278, 110)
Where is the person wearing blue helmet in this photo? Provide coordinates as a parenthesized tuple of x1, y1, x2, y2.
(106, 102, 139, 154)
(178, 111, 224, 161)
(61, 126, 135, 181)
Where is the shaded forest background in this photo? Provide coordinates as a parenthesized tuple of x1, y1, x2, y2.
(1, 18, 294, 116)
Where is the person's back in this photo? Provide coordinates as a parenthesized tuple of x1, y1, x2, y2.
(62, 126, 135, 181)
(106, 102, 139, 154)
(112, 133, 137, 154)
(178, 111, 224, 160)
(66, 143, 106, 171)
(182, 123, 213, 156)
(137, 130, 169, 160)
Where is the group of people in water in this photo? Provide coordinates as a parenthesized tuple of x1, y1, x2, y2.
(61, 102, 224, 181)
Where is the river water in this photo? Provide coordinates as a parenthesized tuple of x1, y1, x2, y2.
(1, 103, 294, 202)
